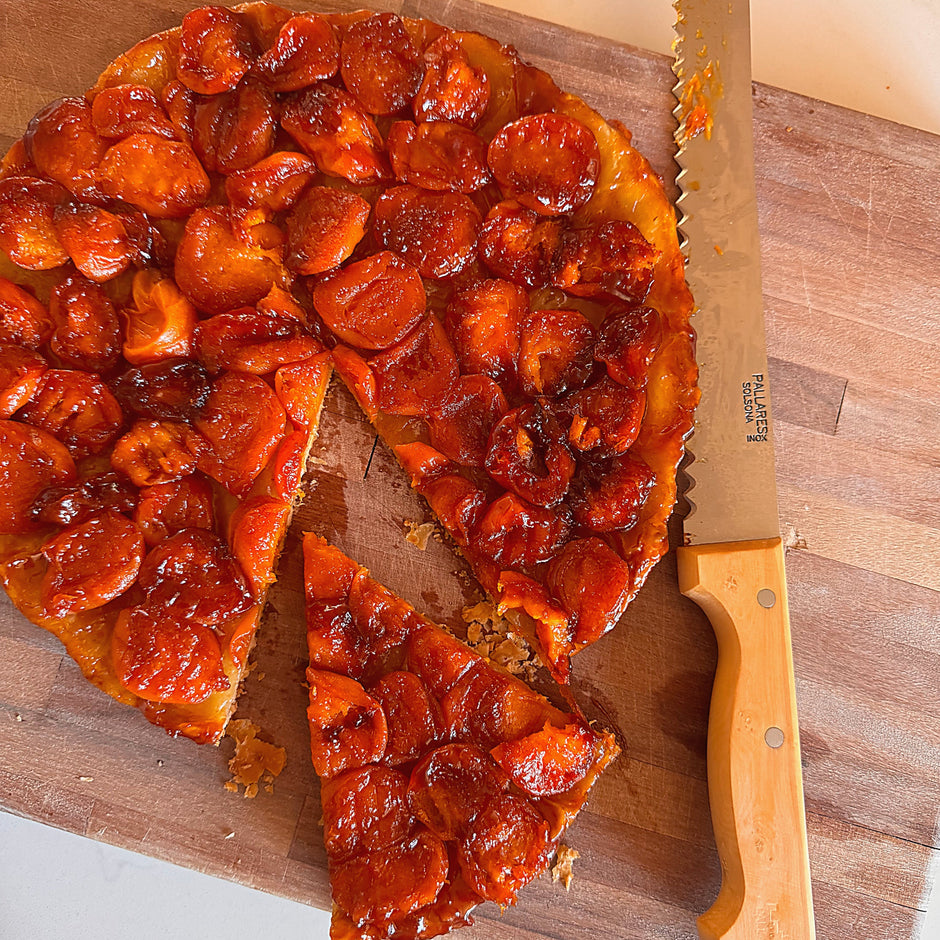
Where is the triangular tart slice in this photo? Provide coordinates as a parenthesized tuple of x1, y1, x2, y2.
(302, 534, 619, 939)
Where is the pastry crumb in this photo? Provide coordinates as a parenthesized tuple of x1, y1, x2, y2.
(461, 601, 539, 681)
(225, 719, 287, 799)
(224, 830, 236, 840)
(13, 712, 23, 722)
(551, 844, 580, 890)
(783, 524, 808, 552)
(77, 775, 94, 782)
(404, 520, 436, 550)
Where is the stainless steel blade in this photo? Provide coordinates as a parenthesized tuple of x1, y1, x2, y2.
(673, 0, 780, 545)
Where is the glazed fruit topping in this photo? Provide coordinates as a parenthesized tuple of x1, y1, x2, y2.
(564, 375, 646, 454)
(281, 84, 388, 184)
(547, 536, 632, 646)
(487, 113, 600, 215)
(312, 251, 426, 351)
(177, 5, 255, 96)
(32, 471, 137, 528)
(194, 307, 323, 374)
(374, 184, 482, 279)
(0, 175, 69, 270)
(17, 368, 124, 458)
(369, 671, 443, 766)
(322, 764, 415, 863)
(518, 307, 596, 397)
(194, 370, 286, 495)
(595, 305, 663, 389)
(0, 343, 46, 417)
(285, 185, 370, 276)
(570, 453, 655, 533)
(340, 12, 423, 116)
(0, 277, 53, 348)
(369, 315, 459, 417)
(110, 418, 205, 488)
(307, 668, 389, 778)
(471, 492, 571, 569)
(552, 220, 659, 302)
(40, 510, 144, 618)
(413, 33, 490, 128)
(111, 605, 230, 704)
(137, 527, 252, 624)
(426, 374, 507, 468)
(252, 13, 340, 91)
(133, 475, 214, 547)
(484, 401, 575, 508)
(443, 279, 525, 386)
(112, 358, 210, 422)
(49, 273, 121, 371)
(0, 419, 76, 533)
(477, 200, 564, 289)
(387, 120, 491, 193)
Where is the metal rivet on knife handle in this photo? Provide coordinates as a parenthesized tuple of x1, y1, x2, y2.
(757, 588, 776, 608)
(765, 726, 785, 749)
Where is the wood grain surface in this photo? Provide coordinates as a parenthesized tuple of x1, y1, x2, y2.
(1, 2, 939, 939)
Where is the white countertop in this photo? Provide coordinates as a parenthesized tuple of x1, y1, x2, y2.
(2, 1, 938, 938)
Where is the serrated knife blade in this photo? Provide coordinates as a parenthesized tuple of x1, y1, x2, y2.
(672, 2, 817, 938)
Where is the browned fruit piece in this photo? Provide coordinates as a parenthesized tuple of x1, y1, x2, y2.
(97, 133, 210, 219)
(0, 176, 69, 270)
(0, 344, 46, 417)
(0, 419, 76, 534)
(470, 492, 570, 569)
(194, 370, 287, 495)
(426, 374, 507, 469)
(518, 308, 596, 397)
(177, 5, 255, 96)
(91, 84, 177, 140)
(253, 12, 339, 91)
(52, 203, 132, 282)
(413, 33, 490, 128)
(370, 316, 459, 417)
(23, 97, 107, 200)
(374, 184, 481, 278)
(111, 606, 230, 703)
(281, 84, 388, 184)
(133, 475, 214, 547)
(312, 251, 425, 350)
(0, 277, 53, 348)
(477, 200, 564, 288)
(340, 12, 423, 115)
(192, 78, 277, 174)
(285, 185, 370, 276)
(552, 220, 660, 302)
(387, 120, 490, 193)
(488, 113, 600, 215)
(484, 401, 575, 508)
(17, 368, 124, 458)
(174, 206, 280, 315)
(40, 511, 144, 618)
(443, 278, 526, 385)
(49, 273, 121, 371)
(111, 419, 205, 488)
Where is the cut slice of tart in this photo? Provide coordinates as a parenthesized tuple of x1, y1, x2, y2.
(302, 533, 619, 939)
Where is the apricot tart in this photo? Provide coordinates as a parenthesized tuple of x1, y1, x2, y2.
(303, 534, 619, 939)
(0, 3, 695, 739)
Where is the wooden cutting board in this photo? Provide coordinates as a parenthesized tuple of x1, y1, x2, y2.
(1, 2, 939, 938)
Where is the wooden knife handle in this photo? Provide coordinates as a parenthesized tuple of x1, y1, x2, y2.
(677, 537, 816, 940)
